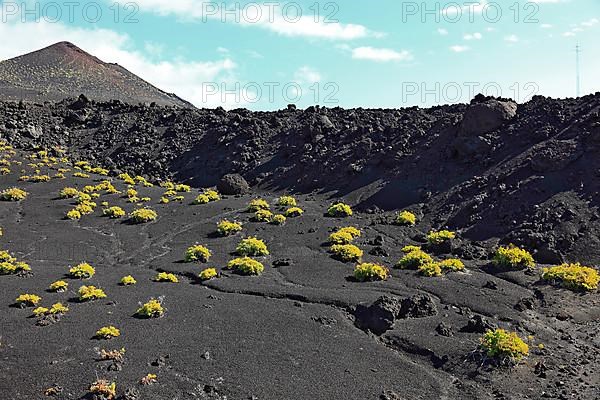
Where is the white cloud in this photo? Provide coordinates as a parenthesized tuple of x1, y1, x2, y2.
(449, 45, 469, 53)
(0, 16, 240, 108)
(144, 41, 165, 57)
(464, 32, 482, 40)
(561, 17, 599, 37)
(540, 24, 553, 29)
(351, 47, 413, 62)
(129, 1, 382, 40)
(437, 28, 448, 35)
(581, 18, 599, 27)
(246, 50, 264, 59)
(294, 66, 321, 84)
(504, 34, 519, 42)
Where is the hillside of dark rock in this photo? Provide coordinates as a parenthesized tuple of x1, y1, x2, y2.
(2, 93, 600, 267)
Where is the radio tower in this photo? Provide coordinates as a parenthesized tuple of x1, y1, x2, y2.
(575, 44, 581, 97)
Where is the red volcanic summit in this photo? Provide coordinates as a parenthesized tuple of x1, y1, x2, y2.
(0, 41, 192, 107)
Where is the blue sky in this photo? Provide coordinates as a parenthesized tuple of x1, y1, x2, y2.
(0, 0, 598, 109)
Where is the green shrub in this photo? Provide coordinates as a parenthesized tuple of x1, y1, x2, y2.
(396, 249, 433, 269)
(329, 227, 361, 244)
(120, 275, 137, 286)
(136, 298, 164, 318)
(76, 192, 92, 204)
(78, 285, 107, 302)
(252, 209, 273, 222)
(327, 203, 353, 217)
(184, 245, 211, 263)
(0, 187, 28, 201)
(59, 187, 80, 199)
(0, 259, 31, 275)
(193, 194, 209, 204)
(542, 263, 599, 291)
(33, 303, 69, 317)
(426, 230, 456, 245)
(49, 280, 68, 292)
(270, 214, 287, 225)
(439, 258, 465, 272)
(95, 326, 120, 339)
(396, 210, 417, 226)
(66, 209, 82, 220)
(236, 237, 269, 256)
(199, 268, 218, 281)
(354, 263, 389, 282)
(401, 245, 421, 253)
(330, 244, 363, 262)
(480, 329, 529, 363)
(103, 206, 126, 219)
(69, 262, 95, 279)
(248, 199, 270, 212)
(204, 189, 221, 201)
(217, 220, 243, 236)
(15, 293, 41, 307)
(0, 250, 15, 262)
(227, 257, 264, 275)
(418, 262, 443, 277)
(129, 208, 157, 223)
(277, 196, 297, 207)
(49, 303, 69, 315)
(284, 207, 304, 217)
(154, 272, 178, 283)
(175, 184, 191, 192)
(493, 245, 535, 269)
(193, 190, 220, 205)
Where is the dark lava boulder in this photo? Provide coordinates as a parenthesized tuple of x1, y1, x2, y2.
(460, 99, 517, 136)
(398, 294, 437, 319)
(355, 294, 437, 335)
(354, 296, 402, 335)
(217, 174, 250, 195)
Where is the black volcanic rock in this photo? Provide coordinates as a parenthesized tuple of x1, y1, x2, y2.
(1, 91, 600, 265)
(460, 99, 517, 136)
(217, 174, 250, 195)
(354, 296, 402, 335)
(398, 294, 437, 319)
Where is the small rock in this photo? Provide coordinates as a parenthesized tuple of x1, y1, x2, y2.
(484, 281, 498, 290)
(436, 322, 454, 337)
(462, 314, 497, 333)
(514, 297, 535, 312)
(380, 390, 403, 400)
(273, 258, 292, 267)
(369, 246, 389, 257)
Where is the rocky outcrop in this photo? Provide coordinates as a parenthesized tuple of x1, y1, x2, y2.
(459, 98, 517, 136)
